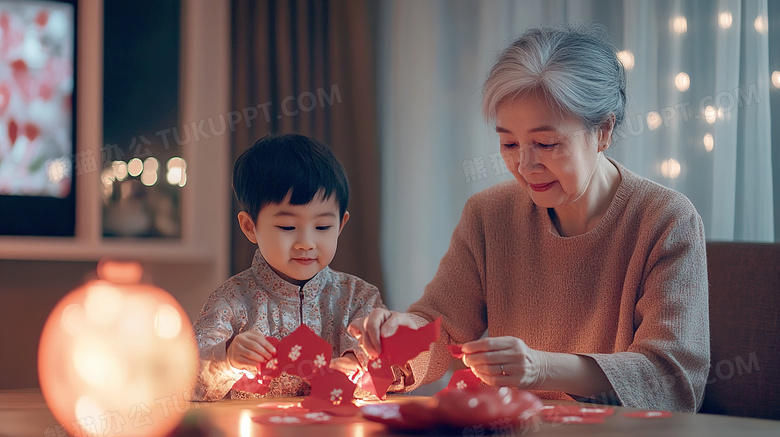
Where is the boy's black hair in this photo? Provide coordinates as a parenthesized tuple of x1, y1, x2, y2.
(232, 134, 349, 222)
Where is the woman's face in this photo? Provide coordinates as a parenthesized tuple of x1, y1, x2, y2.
(496, 91, 604, 210)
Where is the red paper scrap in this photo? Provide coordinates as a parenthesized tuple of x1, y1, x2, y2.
(446, 344, 464, 359)
(301, 371, 359, 416)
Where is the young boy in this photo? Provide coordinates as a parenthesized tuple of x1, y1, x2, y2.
(192, 134, 385, 400)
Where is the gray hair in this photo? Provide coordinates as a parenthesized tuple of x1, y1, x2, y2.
(482, 24, 626, 131)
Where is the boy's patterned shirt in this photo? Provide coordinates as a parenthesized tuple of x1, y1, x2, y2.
(192, 249, 385, 400)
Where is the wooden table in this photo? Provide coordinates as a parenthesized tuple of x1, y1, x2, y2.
(1, 388, 779, 437)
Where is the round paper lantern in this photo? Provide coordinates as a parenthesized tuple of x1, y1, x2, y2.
(38, 260, 198, 437)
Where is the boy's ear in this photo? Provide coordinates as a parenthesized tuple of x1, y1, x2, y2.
(338, 211, 350, 234)
(237, 211, 259, 244)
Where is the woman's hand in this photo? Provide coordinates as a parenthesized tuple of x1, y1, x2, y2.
(461, 336, 548, 389)
(347, 308, 416, 358)
(226, 330, 277, 373)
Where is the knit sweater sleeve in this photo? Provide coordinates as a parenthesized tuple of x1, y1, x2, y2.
(581, 203, 710, 412)
(400, 196, 489, 390)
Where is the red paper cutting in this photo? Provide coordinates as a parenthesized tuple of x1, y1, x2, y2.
(231, 373, 270, 395)
(263, 325, 332, 381)
(383, 317, 441, 365)
(445, 368, 483, 391)
(301, 371, 359, 416)
(358, 317, 441, 399)
(356, 360, 395, 399)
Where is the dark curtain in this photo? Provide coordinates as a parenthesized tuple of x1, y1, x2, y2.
(230, 0, 384, 293)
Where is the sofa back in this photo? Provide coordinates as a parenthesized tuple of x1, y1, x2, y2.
(700, 242, 780, 420)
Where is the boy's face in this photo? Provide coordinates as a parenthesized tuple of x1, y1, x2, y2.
(238, 191, 348, 285)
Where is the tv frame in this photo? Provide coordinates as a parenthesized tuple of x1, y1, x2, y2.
(0, 0, 78, 237)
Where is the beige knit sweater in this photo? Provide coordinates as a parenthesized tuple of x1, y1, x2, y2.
(400, 160, 710, 413)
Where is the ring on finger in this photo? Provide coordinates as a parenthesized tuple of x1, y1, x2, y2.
(500, 363, 506, 376)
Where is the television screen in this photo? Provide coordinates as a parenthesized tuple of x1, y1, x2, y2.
(0, 0, 76, 236)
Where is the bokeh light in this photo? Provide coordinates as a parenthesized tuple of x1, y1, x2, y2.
(646, 111, 662, 130)
(617, 50, 635, 71)
(661, 158, 682, 179)
(703, 133, 714, 152)
(127, 158, 143, 177)
(671, 16, 688, 34)
(718, 11, 733, 29)
(674, 72, 690, 92)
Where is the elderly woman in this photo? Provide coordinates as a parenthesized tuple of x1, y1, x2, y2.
(349, 25, 709, 412)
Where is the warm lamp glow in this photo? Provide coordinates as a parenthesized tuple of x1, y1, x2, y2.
(38, 260, 198, 437)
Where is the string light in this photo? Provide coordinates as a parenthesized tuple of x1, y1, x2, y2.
(617, 50, 635, 71)
(718, 11, 732, 29)
(754, 15, 767, 34)
(661, 159, 681, 179)
(674, 72, 690, 92)
(671, 16, 687, 34)
(703, 106, 717, 124)
(646, 111, 662, 130)
(703, 133, 714, 152)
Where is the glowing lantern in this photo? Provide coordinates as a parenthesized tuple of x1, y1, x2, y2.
(38, 260, 198, 437)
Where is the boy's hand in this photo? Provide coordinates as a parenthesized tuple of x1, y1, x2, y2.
(348, 309, 416, 359)
(330, 351, 364, 378)
(227, 331, 277, 373)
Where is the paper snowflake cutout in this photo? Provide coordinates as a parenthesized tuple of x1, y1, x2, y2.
(371, 359, 382, 369)
(289, 344, 302, 361)
(456, 380, 467, 390)
(330, 388, 343, 405)
(266, 358, 278, 370)
(314, 353, 327, 368)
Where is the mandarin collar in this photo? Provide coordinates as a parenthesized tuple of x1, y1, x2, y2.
(250, 249, 326, 301)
